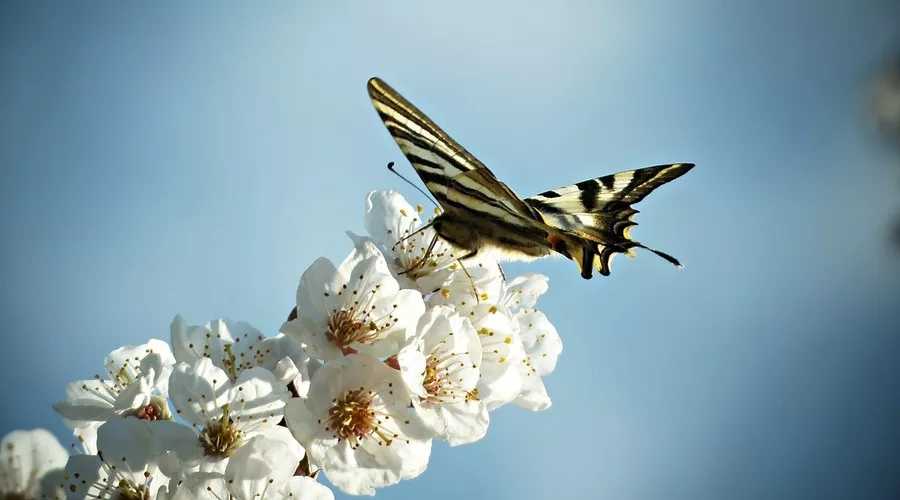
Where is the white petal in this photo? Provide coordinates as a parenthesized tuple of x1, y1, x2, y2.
(469, 305, 524, 410)
(168, 359, 231, 425)
(516, 309, 563, 375)
(0, 429, 67, 496)
(280, 476, 335, 500)
(225, 427, 304, 500)
(169, 472, 229, 500)
(63, 454, 109, 500)
(54, 380, 115, 422)
(500, 273, 549, 311)
(513, 370, 552, 411)
(436, 400, 490, 446)
(364, 190, 415, 248)
(227, 367, 289, 430)
(105, 338, 173, 386)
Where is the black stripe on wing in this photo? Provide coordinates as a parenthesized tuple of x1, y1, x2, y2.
(367, 77, 538, 220)
(530, 163, 694, 211)
(527, 163, 693, 277)
(367, 77, 483, 181)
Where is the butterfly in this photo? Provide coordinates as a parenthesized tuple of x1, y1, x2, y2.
(367, 77, 693, 279)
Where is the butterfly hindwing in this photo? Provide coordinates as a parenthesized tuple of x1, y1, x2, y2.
(526, 163, 694, 275)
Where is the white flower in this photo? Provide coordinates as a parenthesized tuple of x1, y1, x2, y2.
(364, 190, 460, 292)
(159, 427, 310, 500)
(170, 315, 310, 395)
(63, 417, 196, 500)
(467, 304, 526, 410)
(396, 306, 489, 446)
(53, 339, 175, 453)
(513, 309, 563, 411)
(496, 273, 563, 411)
(0, 429, 67, 500)
(285, 354, 432, 496)
(167, 357, 292, 472)
(281, 241, 425, 361)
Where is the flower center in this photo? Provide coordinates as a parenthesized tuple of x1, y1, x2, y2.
(198, 405, 242, 458)
(128, 397, 171, 421)
(422, 355, 443, 397)
(327, 388, 375, 442)
(113, 479, 149, 500)
(326, 310, 379, 351)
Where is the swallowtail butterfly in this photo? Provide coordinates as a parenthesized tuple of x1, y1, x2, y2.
(368, 77, 693, 279)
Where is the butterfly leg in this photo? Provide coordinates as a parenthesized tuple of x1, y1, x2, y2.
(453, 249, 481, 304)
(400, 233, 438, 275)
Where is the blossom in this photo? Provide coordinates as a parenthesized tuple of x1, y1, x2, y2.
(396, 306, 489, 446)
(467, 304, 526, 410)
(63, 417, 196, 499)
(160, 426, 317, 500)
(170, 315, 310, 396)
(167, 357, 292, 472)
(285, 354, 432, 495)
(53, 339, 175, 453)
(281, 241, 425, 361)
(496, 273, 562, 411)
(513, 308, 563, 411)
(364, 190, 459, 292)
(0, 429, 67, 500)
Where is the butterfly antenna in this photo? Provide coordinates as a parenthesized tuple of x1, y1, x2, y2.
(387, 161, 438, 208)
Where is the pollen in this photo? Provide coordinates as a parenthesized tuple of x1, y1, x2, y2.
(198, 405, 243, 458)
(114, 480, 150, 500)
(326, 309, 384, 352)
(327, 388, 394, 446)
(478, 327, 494, 337)
(422, 355, 442, 397)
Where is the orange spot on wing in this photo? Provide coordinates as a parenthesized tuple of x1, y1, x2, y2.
(547, 233, 562, 249)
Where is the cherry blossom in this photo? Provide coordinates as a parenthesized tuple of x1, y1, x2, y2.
(53, 339, 175, 453)
(285, 353, 432, 495)
(396, 306, 489, 446)
(281, 240, 425, 361)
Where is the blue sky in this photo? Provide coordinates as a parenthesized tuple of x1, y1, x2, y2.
(2, 2, 899, 499)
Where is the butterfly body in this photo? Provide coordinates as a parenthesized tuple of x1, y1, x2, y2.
(368, 77, 693, 279)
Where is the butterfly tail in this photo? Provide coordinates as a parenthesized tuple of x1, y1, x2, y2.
(553, 231, 682, 279)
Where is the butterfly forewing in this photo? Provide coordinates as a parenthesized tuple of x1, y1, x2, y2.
(367, 77, 537, 219)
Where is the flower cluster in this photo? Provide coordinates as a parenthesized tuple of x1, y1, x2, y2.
(2, 190, 562, 499)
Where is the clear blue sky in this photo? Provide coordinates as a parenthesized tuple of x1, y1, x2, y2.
(2, 2, 899, 499)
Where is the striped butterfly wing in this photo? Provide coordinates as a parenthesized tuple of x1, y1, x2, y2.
(367, 77, 538, 220)
(525, 163, 694, 275)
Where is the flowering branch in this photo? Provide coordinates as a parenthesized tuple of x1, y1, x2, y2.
(1, 190, 562, 499)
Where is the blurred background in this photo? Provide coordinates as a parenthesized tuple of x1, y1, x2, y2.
(2, 1, 899, 499)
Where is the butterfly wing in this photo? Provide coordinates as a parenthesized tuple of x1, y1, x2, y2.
(367, 77, 538, 220)
(525, 163, 694, 276)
